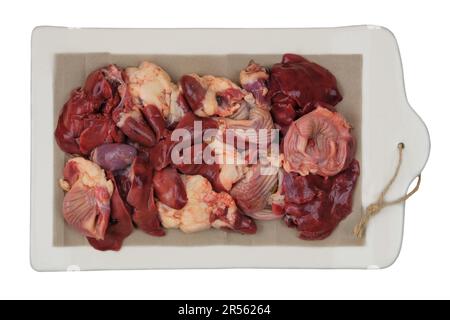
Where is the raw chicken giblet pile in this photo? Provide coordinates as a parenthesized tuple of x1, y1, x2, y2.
(55, 54, 360, 251)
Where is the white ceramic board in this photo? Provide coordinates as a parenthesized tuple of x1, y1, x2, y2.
(30, 27, 430, 271)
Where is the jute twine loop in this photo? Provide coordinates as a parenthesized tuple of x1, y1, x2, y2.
(354, 143, 422, 238)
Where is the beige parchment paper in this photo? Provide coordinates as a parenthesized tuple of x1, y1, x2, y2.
(53, 53, 363, 247)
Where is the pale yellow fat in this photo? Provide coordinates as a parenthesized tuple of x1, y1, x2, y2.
(64, 157, 113, 196)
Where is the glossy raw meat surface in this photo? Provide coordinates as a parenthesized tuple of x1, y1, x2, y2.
(282, 160, 360, 240)
(59, 158, 113, 240)
(157, 175, 256, 234)
(88, 172, 134, 251)
(283, 106, 355, 177)
(55, 55, 360, 250)
(55, 66, 126, 155)
(268, 54, 342, 134)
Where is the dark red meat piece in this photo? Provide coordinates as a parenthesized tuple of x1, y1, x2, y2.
(90, 143, 137, 171)
(127, 154, 165, 237)
(114, 108, 157, 147)
(55, 66, 126, 155)
(88, 172, 134, 251)
(148, 137, 176, 171)
(180, 75, 207, 112)
(168, 112, 226, 192)
(234, 214, 258, 234)
(281, 159, 360, 240)
(175, 112, 218, 140)
(174, 143, 227, 193)
(142, 111, 218, 171)
(283, 172, 318, 205)
(268, 54, 342, 134)
(153, 167, 188, 210)
(142, 104, 168, 141)
(217, 209, 258, 235)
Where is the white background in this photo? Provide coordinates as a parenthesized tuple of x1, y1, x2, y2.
(0, 0, 448, 299)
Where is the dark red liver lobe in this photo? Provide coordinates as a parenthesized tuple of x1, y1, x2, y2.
(281, 159, 360, 240)
(55, 67, 126, 155)
(268, 54, 342, 134)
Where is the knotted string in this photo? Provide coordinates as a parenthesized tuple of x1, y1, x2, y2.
(354, 143, 421, 238)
